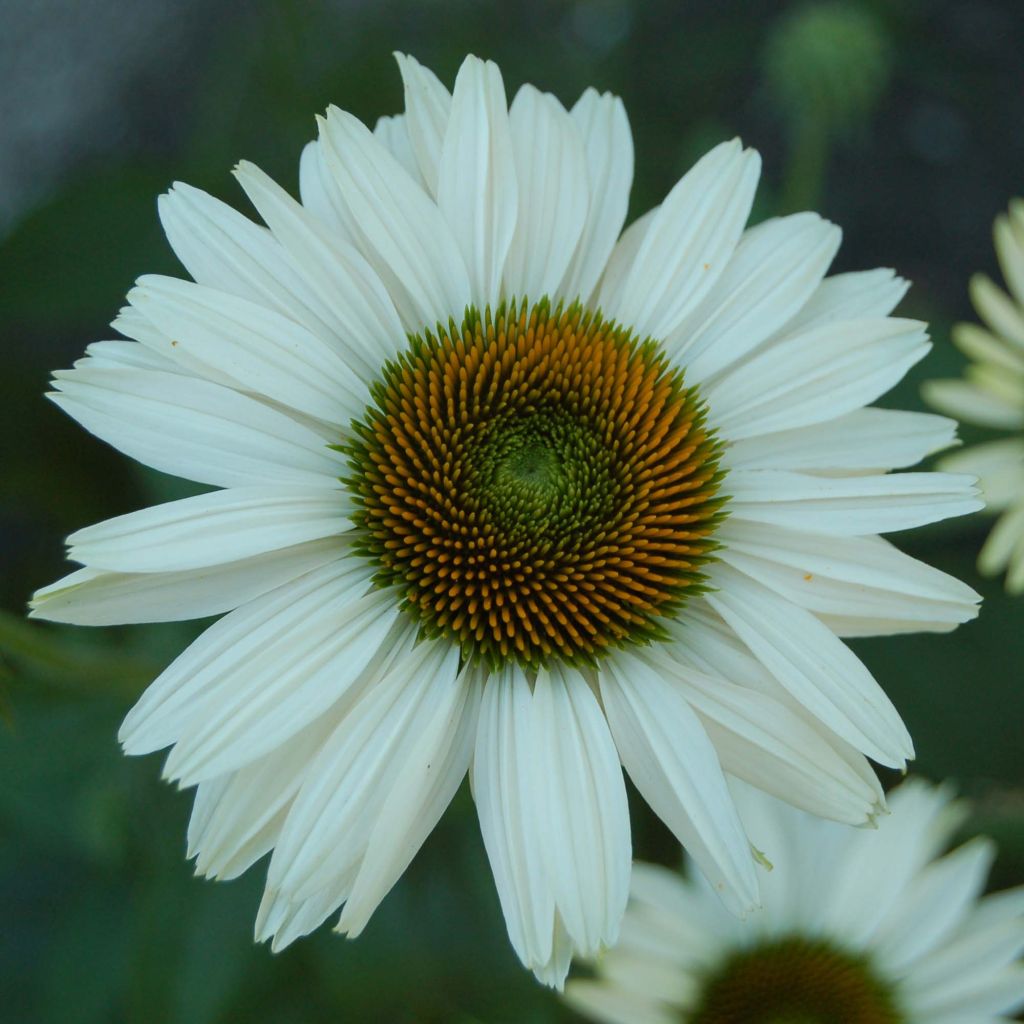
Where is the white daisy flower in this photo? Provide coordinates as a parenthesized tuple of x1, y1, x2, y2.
(924, 199, 1024, 594)
(565, 779, 1024, 1024)
(32, 53, 982, 987)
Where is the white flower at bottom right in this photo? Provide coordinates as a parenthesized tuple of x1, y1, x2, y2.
(565, 779, 1024, 1024)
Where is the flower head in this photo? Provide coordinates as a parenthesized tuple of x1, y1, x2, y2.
(924, 199, 1024, 593)
(565, 780, 1024, 1023)
(32, 53, 981, 987)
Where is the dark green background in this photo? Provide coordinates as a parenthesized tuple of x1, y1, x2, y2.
(2, 1, 1023, 1021)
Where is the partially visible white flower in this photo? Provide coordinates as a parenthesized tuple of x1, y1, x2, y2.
(566, 779, 1024, 1024)
(925, 199, 1024, 593)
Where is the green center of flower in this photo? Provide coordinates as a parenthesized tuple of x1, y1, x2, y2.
(344, 299, 725, 669)
(689, 937, 903, 1024)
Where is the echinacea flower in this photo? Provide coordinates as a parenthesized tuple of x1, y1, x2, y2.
(565, 780, 1024, 1024)
(32, 53, 981, 986)
(925, 199, 1024, 593)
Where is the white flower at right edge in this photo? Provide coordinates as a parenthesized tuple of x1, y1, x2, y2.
(925, 198, 1024, 593)
(565, 779, 1024, 1024)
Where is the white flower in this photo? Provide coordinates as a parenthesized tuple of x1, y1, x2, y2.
(924, 199, 1024, 594)
(565, 779, 1024, 1024)
(32, 53, 982, 987)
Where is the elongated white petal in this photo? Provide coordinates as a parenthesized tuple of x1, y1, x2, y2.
(725, 408, 958, 473)
(31, 538, 346, 625)
(337, 659, 481, 937)
(600, 649, 759, 915)
(706, 566, 913, 768)
(660, 652, 882, 824)
(372, 114, 423, 186)
(779, 267, 908, 335)
(394, 52, 452, 196)
(298, 140, 353, 238)
(874, 837, 996, 971)
(472, 665, 557, 978)
(80, 339, 180, 374)
(664, 213, 841, 381)
(128, 275, 364, 426)
(472, 666, 630, 988)
(600, 139, 760, 339)
(971, 272, 1024, 348)
(718, 519, 980, 632)
(437, 55, 518, 309)
(158, 182, 346, 344)
(318, 106, 471, 330)
(49, 367, 342, 488)
(595, 207, 657, 309)
(259, 633, 469, 947)
(188, 710, 346, 880)
(67, 485, 349, 573)
(117, 558, 391, 765)
(563, 980, 676, 1024)
(727, 469, 982, 536)
(706, 318, 930, 439)
(533, 665, 631, 960)
(503, 85, 588, 302)
(559, 89, 633, 303)
(233, 160, 405, 377)
(923, 378, 1024, 430)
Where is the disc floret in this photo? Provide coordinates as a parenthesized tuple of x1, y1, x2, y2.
(344, 299, 726, 668)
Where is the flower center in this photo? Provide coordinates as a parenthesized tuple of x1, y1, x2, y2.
(344, 299, 724, 668)
(689, 937, 903, 1024)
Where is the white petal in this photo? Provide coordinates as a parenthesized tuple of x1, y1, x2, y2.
(372, 113, 424, 186)
(188, 711, 344, 880)
(725, 408, 958, 473)
(599, 139, 760, 340)
(563, 980, 676, 1024)
(923, 378, 1024, 430)
(318, 106, 471, 331)
(263, 635, 466, 940)
(600, 649, 759, 915)
(298, 140, 353, 238)
(940, 439, 1024, 510)
(780, 268, 909, 335)
(80, 339, 180, 374)
(971, 272, 1024, 348)
(118, 559, 395, 773)
(30, 537, 346, 625)
(996, 202, 1024, 306)
(67, 485, 349, 573)
(533, 664, 631, 958)
(817, 779, 965, 946)
(502, 85, 588, 302)
(661, 652, 882, 824)
(49, 367, 342, 489)
(559, 89, 633, 303)
(718, 519, 980, 633)
(595, 207, 657, 310)
(979, 501, 1024, 580)
(157, 181, 346, 345)
(394, 52, 452, 196)
(472, 665, 557, 980)
(705, 565, 913, 768)
(336, 658, 481, 937)
(706, 317, 930, 439)
(436, 55, 518, 309)
(874, 837, 996, 971)
(127, 275, 364, 426)
(726, 469, 983, 535)
(233, 160, 406, 377)
(663, 213, 841, 381)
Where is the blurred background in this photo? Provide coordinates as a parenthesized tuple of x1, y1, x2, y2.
(2, 0, 1023, 1021)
